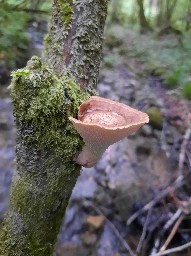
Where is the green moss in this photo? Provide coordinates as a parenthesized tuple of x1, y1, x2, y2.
(11, 56, 89, 157)
(0, 56, 91, 256)
(182, 81, 191, 99)
(59, 0, 73, 28)
(164, 70, 181, 89)
(43, 34, 50, 54)
(103, 54, 120, 68)
(147, 107, 163, 129)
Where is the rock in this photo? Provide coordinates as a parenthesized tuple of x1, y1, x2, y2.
(80, 231, 97, 246)
(136, 145, 151, 161)
(0, 114, 9, 131)
(141, 124, 153, 136)
(0, 98, 12, 111)
(0, 133, 6, 147)
(108, 161, 150, 220)
(96, 224, 121, 256)
(98, 83, 111, 95)
(86, 215, 105, 230)
(72, 173, 97, 200)
(55, 241, 88, 256)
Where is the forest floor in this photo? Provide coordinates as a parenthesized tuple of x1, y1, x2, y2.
(0, 24, 191, 256)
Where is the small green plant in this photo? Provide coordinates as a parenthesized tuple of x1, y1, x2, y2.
(164, 70, 181, 89)
(0, 1, 51, 69)
(0, 1, 30, 68)
(182, 81, 191, 99)
(103, 54, 121, 68)
(105, 33, 123, 49)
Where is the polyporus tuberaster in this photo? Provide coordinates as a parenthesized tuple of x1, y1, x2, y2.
(69, 96, 149, 168)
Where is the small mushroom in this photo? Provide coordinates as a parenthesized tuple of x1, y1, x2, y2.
(69, 96, 149, 168)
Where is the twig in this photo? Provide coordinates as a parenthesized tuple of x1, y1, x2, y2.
(136, 207, 152, 254)
(12, 6, 50, 14)
(149, 209, 182, 255)
(150, 237, 161, 256)
(90, 203, 136, 256)
(127, 175, 184, 225)
(160, 213, 185, 252)
(185, 152, 191, 173)
(161, 208, 183, 234)
(18, 8, 49, 13)
(145, 215, 167, 249)
(178, 125, 191, 175)
(150, 240, 191, 256)
(160, 120, 170, 158)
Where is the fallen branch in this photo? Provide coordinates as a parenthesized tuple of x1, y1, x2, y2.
(150, 208, 183, 255)
(178, 123, 191, 175)
(136, 207, 152, 254)
(127, 175, 184, 225)
(151, 241, 191, 256)
(160, 212, 185, 251)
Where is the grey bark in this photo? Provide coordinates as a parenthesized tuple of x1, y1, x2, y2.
(0, 1, 108, 255)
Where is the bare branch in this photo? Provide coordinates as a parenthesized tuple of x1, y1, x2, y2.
(136, 207, 152, 254)
(127, 175, 184, 225)
(90, 204, 136, 256)
(151, 241, 191, 256)
(160, 212, 184, 251)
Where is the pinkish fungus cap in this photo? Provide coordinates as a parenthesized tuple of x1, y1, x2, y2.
(69, 96, 149, 168)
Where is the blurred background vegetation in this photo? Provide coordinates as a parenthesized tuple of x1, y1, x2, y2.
(1, 0, 191, 98)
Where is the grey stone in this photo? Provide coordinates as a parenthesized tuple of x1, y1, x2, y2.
(72, 175, 97, 200)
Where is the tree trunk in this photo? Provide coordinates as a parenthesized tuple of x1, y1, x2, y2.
(156, 0, 163, 27)
(156, 0, 178, 28)
(165, 0, 178, 27)
(0, 1, 108, 256)
(137, 0, 150, 33)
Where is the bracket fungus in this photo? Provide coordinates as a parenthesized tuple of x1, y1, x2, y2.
(69, 96, 149, 168)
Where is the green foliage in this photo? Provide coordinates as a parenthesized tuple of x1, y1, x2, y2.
(103, 54, 121, 68)
(0, 1, 29, 67)
(38, 1, 52, 12)
(104, 33, 123, 49)
(182, 81, 191, 99)
(0, 0, 51, 68)
(107, 0, 191, 33)
(164, 70, 182, 89)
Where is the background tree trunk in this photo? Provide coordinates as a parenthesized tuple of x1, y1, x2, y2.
(137, 0, 150, 33)
(0, 1, 108, 256)
(156, 0, 178, 28)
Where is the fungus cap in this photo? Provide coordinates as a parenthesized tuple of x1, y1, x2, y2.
(69, 96, 149, 168)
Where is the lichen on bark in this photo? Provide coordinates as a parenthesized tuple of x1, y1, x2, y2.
(45, 0, 108, 92)
(0, 56, 90, 256)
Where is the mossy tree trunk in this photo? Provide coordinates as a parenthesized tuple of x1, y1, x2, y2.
(0, 1, 108, 256)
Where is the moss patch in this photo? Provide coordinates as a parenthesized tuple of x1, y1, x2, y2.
(182, 81, 191, 99)
(59, 0, 73, 28)
(11, 56, 90, 157)
(0, 56, 91, 256)
(147, 107, 163, 129)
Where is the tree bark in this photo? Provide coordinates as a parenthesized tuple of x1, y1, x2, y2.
(44, 0, 107, 92)
(137, 0, 150, 33)
(0, 1, 108, 256)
